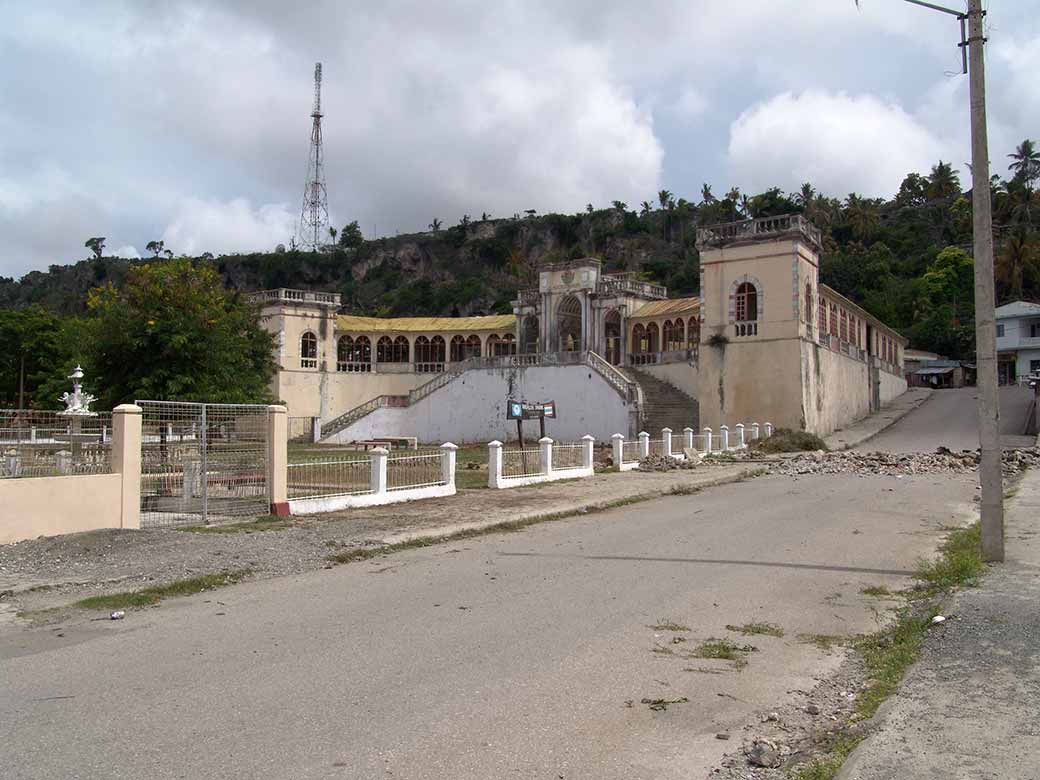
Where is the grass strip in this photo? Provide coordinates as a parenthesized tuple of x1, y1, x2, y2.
(73, 570, 251, 610)
(726, 622, 785, 637)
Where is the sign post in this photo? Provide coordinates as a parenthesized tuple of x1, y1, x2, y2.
(507, 400, 558, 475)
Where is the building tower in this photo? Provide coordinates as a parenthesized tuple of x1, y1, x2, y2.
(297, 62, 329, 252)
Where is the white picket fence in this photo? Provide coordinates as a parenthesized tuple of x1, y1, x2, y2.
(487, 436, 595, 489)
(612, 422, 773, 471)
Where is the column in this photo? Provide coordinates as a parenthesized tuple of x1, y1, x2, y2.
(662, 427, 673, 457)
(611, 433, 625, 467)
(683, 427, 695, 450)
(440, 442, 458, 488)
(582, 435, 595, 470)
(735, 423, 745, 448)
(267, 405, 289, 516)
(539, 437, 554, 476)
(487, 440, 504, 488)
(720, 425, 730, 450)
(638, 431, 650, 459)
(703, 427, 713, 452)
(111, 404, 142, 530)
(370, 448, 389, 495)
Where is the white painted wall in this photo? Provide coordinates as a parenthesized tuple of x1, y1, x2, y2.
(640, 361, 698, 398)
(323, 364, 635, 445)
(879, 368, 909, 405)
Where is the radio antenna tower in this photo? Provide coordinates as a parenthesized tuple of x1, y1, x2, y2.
(297, 62, 329, 251)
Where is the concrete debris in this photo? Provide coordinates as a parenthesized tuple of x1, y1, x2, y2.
(716, 732, 731, 740)
(109, 611, 125, 620)
(931, 615, 946, 625)
(746, 740, 782, 768)
(768, 447, 1040, 478)
(805, 704, 820, 715)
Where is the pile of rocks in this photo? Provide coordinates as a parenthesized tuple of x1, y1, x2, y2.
(769, 447, 1040, 478)
(636, 454, 701, 472)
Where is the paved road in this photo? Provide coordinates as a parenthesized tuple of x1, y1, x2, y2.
(861, 386, 1036, 453)
(0, 473, 976, 780)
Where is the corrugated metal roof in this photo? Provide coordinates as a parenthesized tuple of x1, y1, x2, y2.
(629, 297, 700, 319)
(995, 300, 1040, 319)
(915, 367, 955, 375)
(337, 314, 516, 333)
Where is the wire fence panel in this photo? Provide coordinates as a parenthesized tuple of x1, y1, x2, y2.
(288, 457, 371, 500)
(0, 409, 112, 479)
(670, 432, 684, 453)
(648, 438, 666, 457)
(690, 434, 708, 452)
(502, 448, 542, 478)
(621, 440, 642, 463)
(138, 400, 269, 528)
(287, 416, 313, 443)
(387, 451, 444, 491)
(552, 443, 585, 470)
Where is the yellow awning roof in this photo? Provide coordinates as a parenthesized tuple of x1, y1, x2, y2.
(337, 313, 516, 334)
(629, 297, 700, 319)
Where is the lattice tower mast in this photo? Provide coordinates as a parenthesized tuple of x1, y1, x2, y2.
(297, 62, 329, 251)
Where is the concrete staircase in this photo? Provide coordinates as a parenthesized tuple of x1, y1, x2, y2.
(623, 368, 698, 435)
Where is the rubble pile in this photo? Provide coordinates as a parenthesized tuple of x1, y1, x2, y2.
(769, 447, 1040, 478)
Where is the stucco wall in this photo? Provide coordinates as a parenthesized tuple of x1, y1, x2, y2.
(698, 338, 805, 432)
(323, 364, 635, 444)
(801, 343, 872, 436)
(879, 368, 909, 405)
(640, 361, 698, 398)
(0, 473, 124, 545)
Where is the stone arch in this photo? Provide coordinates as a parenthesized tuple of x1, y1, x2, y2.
(728, 274, 763, 324)
(557, 294, 582, 352)
(520, 315, 539, 354)
(604, 309, 622, 365)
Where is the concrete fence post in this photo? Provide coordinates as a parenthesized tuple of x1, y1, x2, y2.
(370, 447, 389, 495)
(539, 436, 554, 476)
(4, 449, 20, 478)
(30, 426, 37, 444)
(703, 426, 713, 452)
(765, 422, 774, 437)
(661, 428, 673, 457)
(111, 403, 142, 530)
(611, 433, 625, 467)
(487, 440, 503, 488)
(683, 427, 695, 450)
(267, 405, 289, 516)
(735, 423, 746, 448)
(311, 416, 322, 444)
(582, 435, 595, 470)
(720, 425, 730, 450)
(440, 442, 458, 488)
(751, 422, 760, 441)
(638, 431, 650, 459)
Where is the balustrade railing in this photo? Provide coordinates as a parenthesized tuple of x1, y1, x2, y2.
(696, 214, 821, 250)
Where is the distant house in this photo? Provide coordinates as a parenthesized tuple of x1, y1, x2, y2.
(904, 348, 969, 389)
(995, 301, 1040, 385)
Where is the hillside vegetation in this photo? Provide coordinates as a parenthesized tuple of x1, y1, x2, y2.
(3, 139, 1039, 388)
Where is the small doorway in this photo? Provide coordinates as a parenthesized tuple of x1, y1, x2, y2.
(558, 295, 582, 352)
(604, 310, 622, 365)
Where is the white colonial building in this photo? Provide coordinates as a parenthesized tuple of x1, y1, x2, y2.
(996, 300, 1040, 384)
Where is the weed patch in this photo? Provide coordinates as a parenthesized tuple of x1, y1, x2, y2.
(690, 638, 757, 661)
(797, 633, 847, 653)
(860, 585, 892, 597)
(641, 696, 688, 711)
(178, 516, 293, 534)
(791, 732, 864, 780)
(726, 622, 784, 637)
(752, 428, 827, 453)
(73, 570, 251, 610)
(649, 620, 690, 632)
(914, 522, 985, 594)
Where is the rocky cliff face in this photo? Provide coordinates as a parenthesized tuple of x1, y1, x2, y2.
(0, 208, 701, 316)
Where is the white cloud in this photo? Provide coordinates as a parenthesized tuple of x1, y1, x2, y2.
(112, 245, 140, 259)
(668, 88, 708, 122)
(727, 90, 953, 198)
(161, 198, 296, 256)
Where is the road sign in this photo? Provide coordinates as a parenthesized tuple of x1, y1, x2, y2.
(506, 400, 557, 420)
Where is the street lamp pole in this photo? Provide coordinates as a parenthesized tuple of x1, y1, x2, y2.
(901, 0, 1003, 561)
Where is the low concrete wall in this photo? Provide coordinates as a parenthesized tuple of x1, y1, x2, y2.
(289, 483, 455, 515)
(324, 364, 635, 444)
(640, 361, 698, 398)
(879, 369, 909, 406)
(0, 473, 124, 545)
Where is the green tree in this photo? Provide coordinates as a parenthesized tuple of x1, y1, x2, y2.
(338, 220, 364, 249)
(1008, 139, 1040, 185)
(612, 200, 628, 212)
(145, 240, 165, 257)
(926, 161, 961, 200)
(996, 228, 1038, 301)
(700, 183, 715, 204)
(428, 218, 442, 232)
(84, 237, 106, 259)
(0, 306, 75, 408)
(84, 259, 275, 407)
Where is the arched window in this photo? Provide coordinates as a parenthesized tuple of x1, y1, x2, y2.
(840, 309, 848, 342)
(488, 333, 515, 357)
(337, 334, 372, 372)
(645, 322, 659, 353)
(520, 316, 539, 354)
(486, 334, 500, 357)
(687, 317, 700, 351)
(354, 335, 371, 364)
(604, 310, 622, 365)
(465, 334, 481, 359)
(558, 295, 582, 352)
(818, 298, 827, 336)
(450, 334, 466, 362)
(392, 335, 409, 363)
(829, 303, 839, 337)
(300, 331, 318, 368)
(337, 335, 353, 366)
(804, 284, 813, 329)
(414, 335, 432, 362)
(376, 336, 394, 363)
(735, 282, 758, 322)
(632, 324, 646, 354)
(430, 335, 446, 362)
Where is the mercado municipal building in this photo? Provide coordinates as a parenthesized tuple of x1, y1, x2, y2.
(255, 215, 907, 445)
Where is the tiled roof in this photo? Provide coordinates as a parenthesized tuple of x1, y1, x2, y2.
(336, 314, 516, 333)
(629, 297, 700, 319)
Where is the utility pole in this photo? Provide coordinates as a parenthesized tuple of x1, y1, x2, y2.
(898, 0, 1003, 560)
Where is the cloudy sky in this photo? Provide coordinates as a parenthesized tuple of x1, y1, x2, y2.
(1, 0, 1037, 278)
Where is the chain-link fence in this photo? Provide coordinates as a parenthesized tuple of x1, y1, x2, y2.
(0, 409, 112, 479)
(137, 401, 269, 528)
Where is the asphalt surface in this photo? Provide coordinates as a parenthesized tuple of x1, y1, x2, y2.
(0, 471, 977, 780)
(860, 386, 1036, 453)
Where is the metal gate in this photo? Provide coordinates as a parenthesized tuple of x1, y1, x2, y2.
(138, 401, 270, 528)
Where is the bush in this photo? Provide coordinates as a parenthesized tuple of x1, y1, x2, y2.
(752, 428, 828, 453)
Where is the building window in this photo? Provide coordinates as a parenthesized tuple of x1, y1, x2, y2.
(687, 317, 700, 351)
(997, 323, 1005, 337)
(300, 332, 318, 368)
(805, 284, 813, 331)
(465, 334, 482, 358)
(840, 309, 848, 342)
(376, 335, 410, 363)
(1030, 323, 1040, 338)
(818, 298, 827, 337)
(450, 335, 466, 362)
(645, 322, 660, 353)
(414, 335, 446, 368)
(486, 333, 516, 357)
(632, 324, 646, 353)
(662, 319, 685, 351)
(1030, 359, 1040, 374)
(734, 282, 759, 337)
(337, 335, 372, 372)
(829, 303, 839, 337)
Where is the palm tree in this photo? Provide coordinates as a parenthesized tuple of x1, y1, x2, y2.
(586, 203, 594, 214)
(926, 160, 961, 200)
(700, 183, 715, 204)
(329, 226, 338, 244)
(612, 200, 628, 212)
(429, 218, 442, 232)
(796, 183, 815, 209)
(657, 190, 674, 210)
(996, 227, 1037, 300)
(640, 201, 653, 216)
(845, 193, 880, 240)
(740, 194, 753, 219)
(1008, 139, 1040, 184)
